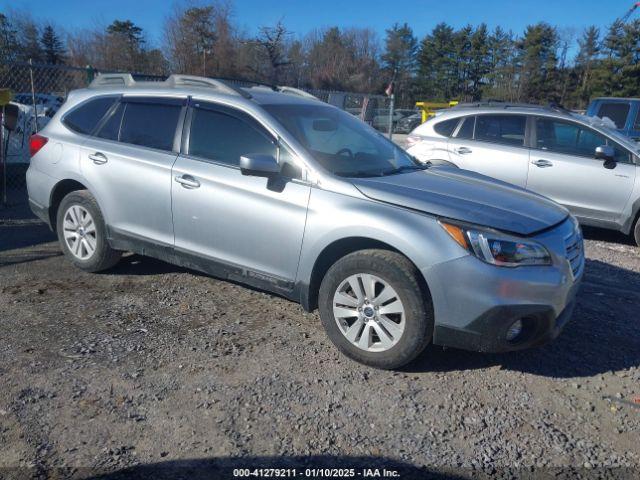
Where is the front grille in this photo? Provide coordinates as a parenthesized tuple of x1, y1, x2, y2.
(564, 229, 584, 278)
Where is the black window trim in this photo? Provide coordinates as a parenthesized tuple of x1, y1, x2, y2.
(531, 115, 633, 164)
(471, 113, 529, 149)
(451, 114, 474, 139)
(91, 95, 187, 154)
(61, 94, 121, 137)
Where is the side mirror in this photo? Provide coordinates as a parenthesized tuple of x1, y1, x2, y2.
(595, 145, 616, 169)
(239, 154, 280, 177)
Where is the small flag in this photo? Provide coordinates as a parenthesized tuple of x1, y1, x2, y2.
(385, 82, 394, 97)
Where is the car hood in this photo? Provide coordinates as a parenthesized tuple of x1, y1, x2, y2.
(351, 168, 568, 236)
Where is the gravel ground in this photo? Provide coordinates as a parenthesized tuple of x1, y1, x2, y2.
(1, 202, 639, 479)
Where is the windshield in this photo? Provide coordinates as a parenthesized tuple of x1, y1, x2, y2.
(263, 104, 422, 177)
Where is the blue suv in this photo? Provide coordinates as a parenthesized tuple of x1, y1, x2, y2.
(587, 98, 640, 141)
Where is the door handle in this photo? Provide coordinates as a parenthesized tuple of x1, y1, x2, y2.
(532, 159, 553, 168)
(88, 152, 108, 165)
(455, 147, 472, 155)
(174, 174, 200, 189)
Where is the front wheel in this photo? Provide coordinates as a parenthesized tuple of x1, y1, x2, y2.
(318, 249, 433, 369)
(634, 216, 640, 247)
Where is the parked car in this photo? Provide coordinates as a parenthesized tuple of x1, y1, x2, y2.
(372, 109, 415, 132)
(586, 97, 640, 141)
(13, 93, 65, 117)
(395, 112, 422, 133)
(406, 103, 640, 245)
(27, 75, 583, 369)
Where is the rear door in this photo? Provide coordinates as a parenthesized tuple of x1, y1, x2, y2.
(447, 114, 530, 188)
(526, 116, 636, 223)
(80, 96, 184, 245)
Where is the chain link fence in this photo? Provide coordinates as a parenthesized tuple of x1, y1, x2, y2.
(0, 61, 390, 208)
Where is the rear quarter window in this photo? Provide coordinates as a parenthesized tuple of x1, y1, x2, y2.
(433, 118, 459, 137)
(63, 97, 117, 135)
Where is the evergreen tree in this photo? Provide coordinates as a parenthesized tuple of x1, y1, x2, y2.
(41, 25, 66, 64)
(0, 13, 18, 63)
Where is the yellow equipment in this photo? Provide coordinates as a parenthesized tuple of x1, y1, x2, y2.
(0, 89, 12, 106)
(415, 101, 459, 124)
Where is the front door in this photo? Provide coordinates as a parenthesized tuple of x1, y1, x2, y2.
(526, 117, 636, 223)
(171, 101, 310, 282)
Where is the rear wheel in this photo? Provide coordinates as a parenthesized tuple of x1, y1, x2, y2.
(318, 249, 433, 369)
(634, 217, 640, 247)
(56, 190, 121, 272)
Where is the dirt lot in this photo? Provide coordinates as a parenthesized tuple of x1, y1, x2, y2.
(1, 201, 639, 479)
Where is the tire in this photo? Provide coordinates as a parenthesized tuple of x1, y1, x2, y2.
(56, 190, 121, 272)
(634, 217, 640, 247)
(318, 249, 433, 370)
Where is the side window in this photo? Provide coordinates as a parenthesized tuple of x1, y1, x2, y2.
(96, 103, 125, 141)
(63, 97, 117, 134)
(535, 118, 630, 162)
(188, 107, 276, 166)
(433, 118, 459, 137)
(455, 116, 475, 139)
(597, 102, 630, 129)
(475, 115, 526, 146)
(119, 100, 182, 151)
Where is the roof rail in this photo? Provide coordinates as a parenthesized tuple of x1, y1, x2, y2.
(89, 72, 252, 99)
(277, 86, 318, 100)
(164, 74, 252, 99)
(89, 73, 136, 87)
(452, 101, 545, 110)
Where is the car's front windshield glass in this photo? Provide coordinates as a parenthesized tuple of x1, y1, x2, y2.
(263, 103, 423, 177)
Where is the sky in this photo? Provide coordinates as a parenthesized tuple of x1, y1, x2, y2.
(0, 0, 636, 47)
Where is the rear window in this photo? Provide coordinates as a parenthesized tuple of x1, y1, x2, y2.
(475, 114, 526, 146)
(433, 118, 459, 137)
(63, 97, 117, 134)
(118, 100, 182, 151)
(597, 102, 630, 129)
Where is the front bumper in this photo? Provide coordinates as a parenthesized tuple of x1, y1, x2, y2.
(424, 219, 583, 353)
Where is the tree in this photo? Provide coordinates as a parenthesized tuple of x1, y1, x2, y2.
(417, 22, 455, 100)
(251, 20, 291, 84)
(381, 23, 417, 104)
(573, 26, 600, 107)
(517, 22, 560, 103)
(41, 25, 66, 64)
(0, 13, 18, 63)
(164, 5, 216, 76)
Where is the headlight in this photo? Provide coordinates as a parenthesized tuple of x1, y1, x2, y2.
(439, 220, 552, 267)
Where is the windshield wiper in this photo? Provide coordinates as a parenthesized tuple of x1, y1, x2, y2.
(381, 164, 429, 176)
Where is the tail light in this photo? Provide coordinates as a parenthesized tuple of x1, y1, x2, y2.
(406, 134, 421, 148)
(29, 134, 48, 158)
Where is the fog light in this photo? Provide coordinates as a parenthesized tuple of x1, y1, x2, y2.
(506, 319, 523, 342)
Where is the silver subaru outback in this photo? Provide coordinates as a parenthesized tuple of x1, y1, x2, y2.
(26, 74, 583, 369)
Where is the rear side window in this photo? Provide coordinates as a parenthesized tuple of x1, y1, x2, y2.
(455, 116, 475, 139)
(63, 97, 117, 134)
(597, 102, 630, 129)
(188, 107, 276, 166)
(475, 115, 526, 146)
(433, 118, 459, 137)
(119, 100, 182, 151)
